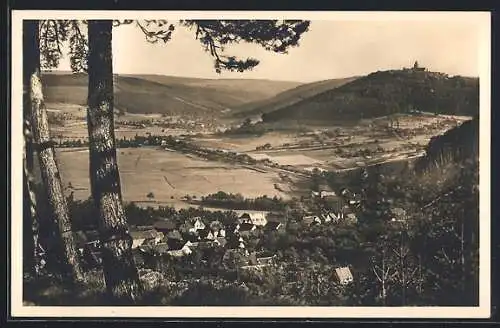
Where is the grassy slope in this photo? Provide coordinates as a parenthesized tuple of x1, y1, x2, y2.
(229, 76, 359, 118)
(41, 72, 302, 117)
(261, 69, 479, 123)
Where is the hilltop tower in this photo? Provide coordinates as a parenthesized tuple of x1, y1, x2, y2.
(412, 60, 426, 71)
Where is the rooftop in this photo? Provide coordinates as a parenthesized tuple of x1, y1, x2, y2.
(154, 220, 177, 231)
(335, 266, 354, 283)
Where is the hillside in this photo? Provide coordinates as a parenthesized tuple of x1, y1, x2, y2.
(229, 76, 359, 118)
(415, 117, 479, 173)
(261, 69, 479, 123)
(41, 72, 302, 117)
(125, 74, 301, 104)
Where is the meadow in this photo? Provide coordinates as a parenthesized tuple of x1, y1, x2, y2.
(54, 147, 290, 208)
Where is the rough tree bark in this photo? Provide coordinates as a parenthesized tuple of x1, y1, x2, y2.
(28, 21, 83, 282)
(87, 20, 142, 302)
(22, 20, 41, 275)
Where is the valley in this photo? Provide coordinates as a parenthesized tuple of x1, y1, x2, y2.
(42, 69, 476, 211)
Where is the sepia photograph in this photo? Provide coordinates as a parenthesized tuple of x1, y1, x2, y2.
(10, 10, 491, 318)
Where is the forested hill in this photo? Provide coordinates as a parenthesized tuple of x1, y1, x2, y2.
(415, 117, 479, 173)
(261, 69, 479, 123)
(229, 76, 358, 118)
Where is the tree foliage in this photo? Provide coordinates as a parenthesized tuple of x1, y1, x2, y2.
(38, 19, 310, 74)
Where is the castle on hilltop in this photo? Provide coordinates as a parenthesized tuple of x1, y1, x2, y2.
(409, 60, 426, 72)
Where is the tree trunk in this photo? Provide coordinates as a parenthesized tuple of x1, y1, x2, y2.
(26, 20, 83, 282)
(381, 255, 386, 305)
(23, 20, 40, 275)
(87, 20, 141, 302)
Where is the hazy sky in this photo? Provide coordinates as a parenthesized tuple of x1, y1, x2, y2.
(58, 19, 481, 83)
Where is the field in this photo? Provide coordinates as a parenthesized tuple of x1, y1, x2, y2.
(188, 112, 472, 172)
(54, 147, 291, 208)
(47, 103, 210, 140)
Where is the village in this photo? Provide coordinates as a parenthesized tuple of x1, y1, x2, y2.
(73, 181, 410, 290)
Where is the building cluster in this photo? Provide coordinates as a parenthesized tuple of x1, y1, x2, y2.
(72, 186, 378, 286)
(304, 187, 362, 226)
(73, 212, 285, 271)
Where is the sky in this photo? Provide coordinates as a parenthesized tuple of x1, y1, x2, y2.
(57, 19, 482, 83)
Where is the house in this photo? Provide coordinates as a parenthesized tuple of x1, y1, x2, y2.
(153, 220, 177, 234)
(264, 221, 283, 232)
(302, 215, 322, 226)
(179, 221, 195, 235)
(129, 231, 148, 249)
(335, 266, 354, 285)
(190, 217, 206, 231)
(187, 240, 216, 249)
(390, 207, 407, 222)
(320, 190, 337, 198)
(239, 212, 268, 226)
(321, 211, 341, 224)
(340, 188, 362, 206)
(179, 217, 205, 234)
(311, 191, 320, 198)
(238, 223, 256, 236)
(166, 242, 192, 258)
(209, 220, 225, 238)
(129, 229, 164, 249)
(198, 228, 215, 240)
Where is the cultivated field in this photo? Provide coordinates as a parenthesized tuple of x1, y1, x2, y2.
(187, 112, 472, 172)
(55, 147, 291, 208)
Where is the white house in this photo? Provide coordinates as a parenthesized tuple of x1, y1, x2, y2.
(193, 217, 206, 230)
(320, 191, 337, 198)
(187, 217, 206, 233)
(167, 242, 193, 257)
(129, 230, 163, 249)
(335, 266, 354, 285)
